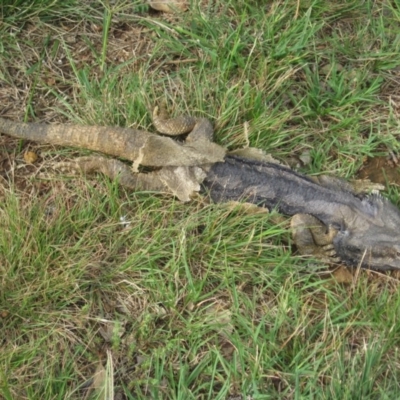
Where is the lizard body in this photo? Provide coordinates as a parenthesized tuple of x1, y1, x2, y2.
(1, 114, 400, 270)
(204, 156, 400, 270)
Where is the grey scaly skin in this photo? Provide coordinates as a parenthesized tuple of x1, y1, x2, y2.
(203, 155, 400, 270)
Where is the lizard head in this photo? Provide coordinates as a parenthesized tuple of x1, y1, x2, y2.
(334, 228, 400, 270)
(333, 193, 400, 270)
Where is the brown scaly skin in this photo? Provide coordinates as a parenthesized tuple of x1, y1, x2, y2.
(0, 115, 224, 168)
(0, 112, 225, 202)
(1, 112, 400, 270)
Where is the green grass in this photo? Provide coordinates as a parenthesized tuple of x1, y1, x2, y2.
(1, 0, 400, 398)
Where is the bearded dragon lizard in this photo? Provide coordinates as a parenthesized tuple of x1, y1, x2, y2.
(1, 111, 400, 270)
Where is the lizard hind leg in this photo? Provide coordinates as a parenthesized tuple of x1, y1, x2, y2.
(52, 156, 205, 202)
(52, 156, 168, 192)
(290, 214, 341, 264)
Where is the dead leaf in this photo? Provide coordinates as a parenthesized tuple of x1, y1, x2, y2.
(148, 0, 188, 12)
(24, 151, 38, 164)
(92, 363, 107, 397)
(99, 320, 126, 342)
(332, 266, 353, 284)
(89, 351, 114, 399)
(202, 301, 233, 337)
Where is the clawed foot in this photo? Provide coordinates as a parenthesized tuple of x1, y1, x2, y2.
(291, 214, 341, 264)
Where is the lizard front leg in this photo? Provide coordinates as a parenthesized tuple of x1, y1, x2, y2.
(290, 214, 341, 264)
